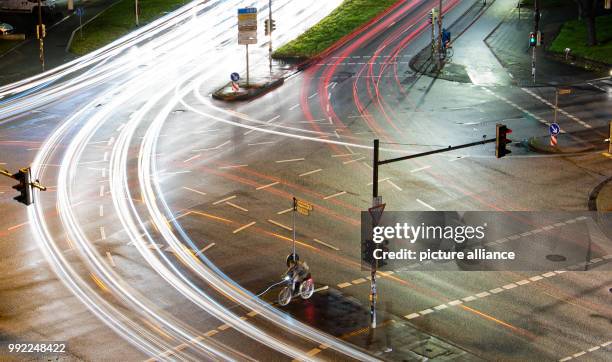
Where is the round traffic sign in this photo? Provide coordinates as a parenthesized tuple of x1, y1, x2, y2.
(230, 72, 240, 82)
(549, 123, 560, 136)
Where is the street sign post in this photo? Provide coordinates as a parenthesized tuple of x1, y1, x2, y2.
(76, 7, 85, 38)
(291, 197, 313, 260)
(238, 7, 258, 86)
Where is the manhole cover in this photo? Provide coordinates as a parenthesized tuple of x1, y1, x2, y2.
(412, 340, 448, 359)
(546, 254, 567, 262)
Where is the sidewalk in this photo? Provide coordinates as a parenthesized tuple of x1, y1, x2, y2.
(411, 0, 517, 86)
(0, 0, 117, 86)
(485, 3, 604, 86)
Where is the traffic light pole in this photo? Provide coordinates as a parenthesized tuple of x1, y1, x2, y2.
(37, 0, 45, 72)
(0, 167, 47, 205)
(370, 139, 380, 329)
(268, 0, 273, 77)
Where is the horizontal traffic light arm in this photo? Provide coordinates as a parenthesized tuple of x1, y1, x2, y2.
(377, 138, 496, 166)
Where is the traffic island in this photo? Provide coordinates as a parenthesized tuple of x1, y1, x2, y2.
(526, 135, 595, 154)
(589, 176, 612, 211)
(212, 78, 284, 102)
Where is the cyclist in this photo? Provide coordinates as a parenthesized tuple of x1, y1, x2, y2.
(285, 258, 310, 292)
(442, 28, 452, 50)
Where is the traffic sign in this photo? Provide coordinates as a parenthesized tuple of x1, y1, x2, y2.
(231, 81, 239, 92)
(294, 198, 313, 216)
(368, 203, 385, 226)
(230, 72, 240, 82)
(550, 134, 558, 147)
(238, 31, 257, 45)
(549, 123, 560, 136)
(76, 7, 85, 16)
(238, 7, 258, 44)
(238, 7, 257, 14)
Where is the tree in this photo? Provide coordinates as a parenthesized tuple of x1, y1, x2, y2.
(575, 0, 598, 46)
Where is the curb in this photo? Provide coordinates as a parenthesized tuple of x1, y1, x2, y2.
(527, 137, 595, 154)
(212, 78, 284, 102)
(408, 0, 494, 82)
(588, 176, 612, 211)
(65, 0, 123, 53)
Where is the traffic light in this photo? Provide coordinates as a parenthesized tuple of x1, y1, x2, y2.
(12, 168, 33, 206)
(265, 19, 276, 35)
(362, 240, 376, 265)
(529, 32, 536, 47)
(495, 124, 512, 158)
(36, 24, 46, 39)
(376, 240, 389, 267)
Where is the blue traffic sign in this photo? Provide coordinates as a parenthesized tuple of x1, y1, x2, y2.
(76, 7, 85, 16)
(238, 7, 257, 14)
(230, 72, 240, 82)
(549, 123, 560, 135)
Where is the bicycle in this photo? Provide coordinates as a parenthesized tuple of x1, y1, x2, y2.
(278, 273, 315, 306)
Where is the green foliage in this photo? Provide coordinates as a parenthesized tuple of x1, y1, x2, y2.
(549, 14, 612, 64)
(70, 0, 187, 55)
(273, 0, 398, 59)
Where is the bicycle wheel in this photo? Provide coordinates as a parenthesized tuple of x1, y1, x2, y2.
(278, 286, 292, 306)
(299, 279, 314, 299)
(446, 48, 454, 60)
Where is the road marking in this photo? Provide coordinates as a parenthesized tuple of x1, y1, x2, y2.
(602, 152, 612, 159)
(367, 177, 390, 185)
(277, 208, 293, 215)
(308, 92, 318, 99)
(337, 282, 352, 288)
(233, 222, 256, 234)
(276, 158, 305, 163)
(521, 88, 591, 129)
(99, 226, 106, 240)
(219, 164, 248, 169)
(419, 309, 434, 315)
(183, 187, 207, 196)
(248, 141, 276, 146)
(195, 243, 216, 255)
(332, 153, 359, 158)
(411, 165, 431, 173)
(463, 296, 477, 302)
(448, 300, 463, 306)
(434, 304, 448, 310)
(416, 198, 436, 210)
(213, 195, 236, 205)
(351, 278, 367, 285)
(289, 103, 300, 111)
(313, 238, 340, 251)
(299, 168, 322, 177)
(106, 252, 116, 267)
(99, 185, 105, 197)
(387, 179, 402, 191)
(99, 205, 104, 217)
(267, 115, 280, 123)
(226, 201, 248, 212)
(268, 219, 292, 231)
(405, 313, 420, 319)
(7, 222, 29, 231)
(256, 181, 279, 190)
(183, 154, 200, 163)
(342, 156, 365, 164)
(192, 140, 230, 152)
(323, 191, 346, 200)
(502, 283, 518, 289)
